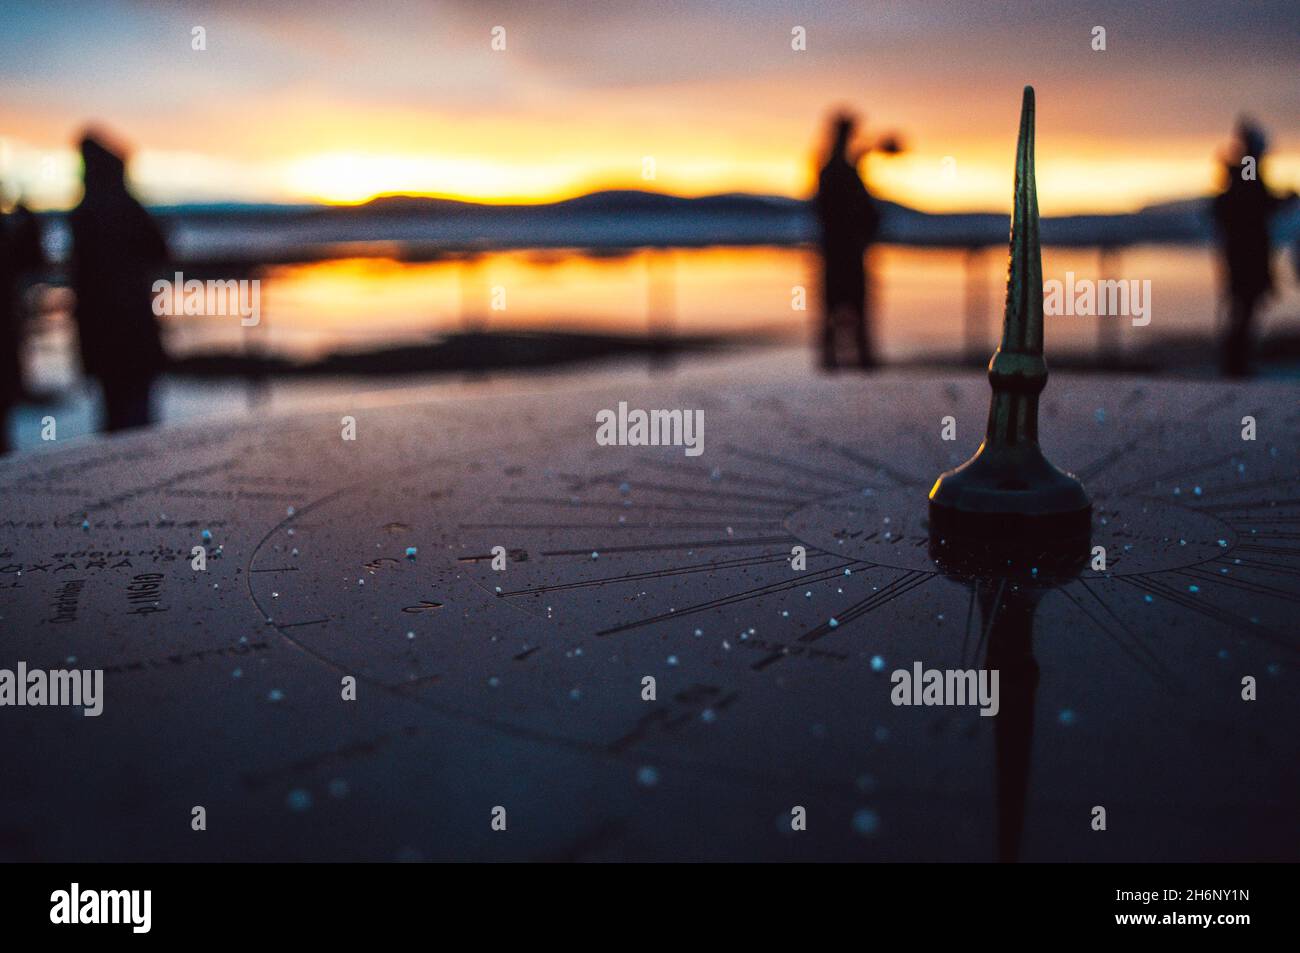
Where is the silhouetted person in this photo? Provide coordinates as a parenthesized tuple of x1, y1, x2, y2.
(70, 134, 168, 431)
(1, 198, 46, 452)
(1212, 119, 1296, 378)
(816, 114, 879, 369)
(0, 213, 18, 453)
(8, 201, 45, 278)
(7, 200, 46, 393)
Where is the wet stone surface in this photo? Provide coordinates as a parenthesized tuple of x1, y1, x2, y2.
(0, 364, 1296, 860)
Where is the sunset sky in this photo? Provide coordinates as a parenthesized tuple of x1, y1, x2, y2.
(1, 0, 1297, 214)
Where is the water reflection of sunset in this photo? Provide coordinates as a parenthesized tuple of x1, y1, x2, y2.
(156, 245, 1298, 364)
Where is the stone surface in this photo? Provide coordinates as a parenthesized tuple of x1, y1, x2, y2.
(1, 355, 1296, 860)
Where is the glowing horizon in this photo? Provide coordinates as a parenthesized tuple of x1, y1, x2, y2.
(1, 1, 1296, 216)
(5, 132, 1298, 217)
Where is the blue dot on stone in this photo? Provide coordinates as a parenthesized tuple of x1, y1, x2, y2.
(852, 808, 880, 836)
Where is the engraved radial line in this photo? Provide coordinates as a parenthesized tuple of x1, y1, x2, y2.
(1174, 567, 1300, 603)
(497, 551, 833, 597)
(498, 496, 782, 517)
(542, 535, 796, 556)
(1190, 474, 1300, 500)
(1114, 576, 1297, 653)
(639, 458, 824, 497)
(960, 583, 978, 668)
(1075, 395, 1226, 482)
(1062, 580, 1178, 689)
(458, 520, 785, 530)
(586, 477, 804, 507)
(1189, 497, 1300, 513)
(1059, 590, 1168, 686)
(723, 447, 863, 489)
(595, 561, 866, 637)
(973, 578, 1006, 663)
(1232, 543, 1300, 558)
(237, 491, 838, 790)
(815, 440, 927, 487)
(1219, 515, 1300, 525)
(798, 570, 935, 643)
(1110, 448, 1249, 496)
(1214, 556, 1300, 578)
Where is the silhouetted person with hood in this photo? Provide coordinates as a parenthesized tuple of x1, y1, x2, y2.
(0, 197, 46, 452)
(816, 112, 896, 369)
(70, 133, 168, 431)
(1212, 119, 1296, 377)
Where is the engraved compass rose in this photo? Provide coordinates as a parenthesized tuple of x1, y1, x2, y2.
(2, 92, 1296, 864)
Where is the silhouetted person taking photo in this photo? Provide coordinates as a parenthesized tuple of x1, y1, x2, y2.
(815, 112, 899, 370)
(70, 132, 168, 432)
(1212, 118, 1296, 378)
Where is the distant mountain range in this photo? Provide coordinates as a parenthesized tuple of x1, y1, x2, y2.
(37, 188, 1300, 265)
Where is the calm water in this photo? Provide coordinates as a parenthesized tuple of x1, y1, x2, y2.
(197, 243, 1296, 358)
(13, 242, 1298, 449)
(29, 242, 1300, 374)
